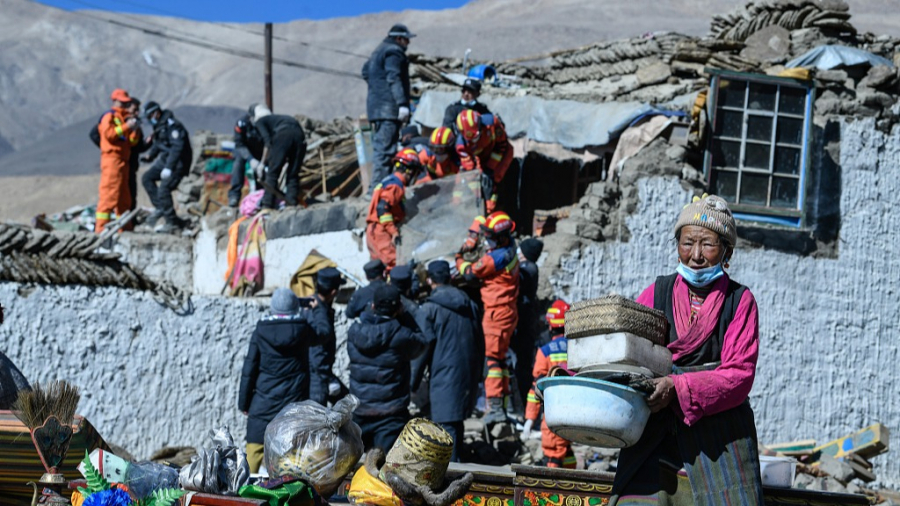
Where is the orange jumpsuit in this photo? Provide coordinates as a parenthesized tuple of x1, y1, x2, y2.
(455, 114, 514, 213)
(96, 107, 139, 232)
(366, 172, 408, 270)
(456, 240, 519, 399)
(526, 332, 576, 468)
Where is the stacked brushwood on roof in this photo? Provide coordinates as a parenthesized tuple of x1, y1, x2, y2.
(710, 0, 855, 41)
(295, 115, 362, 199)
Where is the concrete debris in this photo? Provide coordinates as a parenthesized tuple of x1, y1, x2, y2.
(740, 25, 792, 63)
(710, 0, 855, 42)
(818, 453, 856, 483)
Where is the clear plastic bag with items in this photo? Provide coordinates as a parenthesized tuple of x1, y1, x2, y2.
(264, 395, 364, 497)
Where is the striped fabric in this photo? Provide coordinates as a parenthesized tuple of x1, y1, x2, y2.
(0, 411, 109, 503)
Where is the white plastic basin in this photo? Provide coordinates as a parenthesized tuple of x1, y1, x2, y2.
(536, 376, 650, 448)
(568, 332, 673, 377)
(759, 456, 796, 488)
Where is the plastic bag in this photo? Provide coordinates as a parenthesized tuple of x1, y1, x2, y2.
(264, 395, 364, 497)
(347, 465, 402, 506)
(125, 461, 179, 499)
(179, 426, 250, 495)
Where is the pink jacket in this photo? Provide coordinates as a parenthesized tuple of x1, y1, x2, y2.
(636, 274, 759, 426)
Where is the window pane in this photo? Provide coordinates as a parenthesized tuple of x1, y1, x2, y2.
(748, 83, 777, 111)
(715, 109, 743, 138)
(740, 172, 770, 206)
(711, 140, 741, 168)
(745, 142, 771, 169)
(718, 79, 746, 108)
(747, 115, 772, 142)
(779, 86, 806, 115)
(776, 117, 804, 145)
(771, 176, 800, 208)
(774, 146, 801, 175)
(711, 170, 738, 203)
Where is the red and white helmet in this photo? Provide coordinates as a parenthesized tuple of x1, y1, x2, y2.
(429, 126, 455, 154)
(480, 211, 515, 240)
(545, 299, 570, 329)
(394, 147, 423, 173)
(456, 110, 482, 142)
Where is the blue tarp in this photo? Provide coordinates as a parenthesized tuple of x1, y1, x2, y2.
(786, 45, 894, 70)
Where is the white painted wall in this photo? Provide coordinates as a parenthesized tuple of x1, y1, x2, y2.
(550, 118, 900, 487)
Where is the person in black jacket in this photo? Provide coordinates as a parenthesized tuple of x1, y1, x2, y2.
(511, 238, 543, 409)
(250, 105, 307, 209)
(238, 287, 328, 473)
(228, 106, 266, 207)
(141, 102, 193, 233)
(442, 78, 492, 133)
(308, 267, 348, 407)
(387, 263, 421, 320)
(412, 260, 483, 461)
(346, 260, 387, 320)
(348, 284, 428, 452)
(362, 24, 414, 192)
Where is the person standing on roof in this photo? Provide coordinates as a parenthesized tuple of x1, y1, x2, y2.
(455, 110, 514, 214)
(365, 148, 423, 271)
(443, 78, 492, 132)
(307, 267, 349, 407)
(455, 211, 520, 425)
(141, 101, 193, 233)
(346, 260, 387, 320)
(523, 299, 576, 469)
(228, 105, 266, 207)
(362, 24, 414, 193)
(249, 105, 307, 210)
(95, 89, 140, 233)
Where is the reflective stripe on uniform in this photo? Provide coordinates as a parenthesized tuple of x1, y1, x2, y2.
(527, 393, 540, 404)
(503, 255, 518, 273)
(490, 152, 503, 162)
(379, 214, 394, 223)
(96, 212, 111, 220)
(458, 261, 472, 273)
(549, 353, 567, 362)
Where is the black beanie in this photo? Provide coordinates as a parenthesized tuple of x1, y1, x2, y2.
(519, 238, 544, 262)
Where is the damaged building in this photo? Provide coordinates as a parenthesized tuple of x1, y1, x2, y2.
(2, 0, 900, 498)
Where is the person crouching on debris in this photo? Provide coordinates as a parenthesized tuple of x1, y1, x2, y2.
(455, 110, 513, 214)
(95, 88, 140, 233)
(523, 299, 576, 469)
(249, 104, 307, 210)
(365, 148, 423, 271)
(141, 101, 193, 233)
(609, 194, 763, 506)
(348, 285, 428, 453)
(456, 211, 519, 426)
(238, 287, 327, 473)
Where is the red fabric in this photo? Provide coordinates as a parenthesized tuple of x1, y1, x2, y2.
(95, 108, 137, 232)
(483, 305, 516, 398)
(635, 274, 759, 426)
(456, 115, 511, 175)
(526, 334, 567, 421)
(460, 251, 519, 309)
(541, 421, 574, 468)
(366, 223, 397, 270)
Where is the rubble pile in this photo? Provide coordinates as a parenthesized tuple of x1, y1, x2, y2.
(710, 0, 855, 41)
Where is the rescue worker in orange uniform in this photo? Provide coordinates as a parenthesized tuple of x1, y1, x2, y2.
(365, 148, 423, 271)
(456, 211, 519, 424)
(95, 89, 141, 233)
(455, 110, 514, 213)
(523, 299, 576, 469)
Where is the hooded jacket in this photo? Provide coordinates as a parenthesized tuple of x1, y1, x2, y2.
(145, 110, 192, 171)
(238, 313, 326, 443)
(413, 284, 483, 422)
(362, 37, 410, 121)
(348, 310, 427, 417)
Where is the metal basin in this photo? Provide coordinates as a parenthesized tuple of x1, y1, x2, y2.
(536, 376, 650, 448)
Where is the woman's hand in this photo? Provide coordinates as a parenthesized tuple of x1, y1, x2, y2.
(647, 376, 676, 413)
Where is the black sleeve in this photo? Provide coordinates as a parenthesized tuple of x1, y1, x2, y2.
(443, 103, 460, 129)
(384, 49, 409, 108)
(238, 329, 261, 411)
(162, 124, 187, 169)
(255, 117, 274, 146)
(346, 289, 365, 319)
(361, 59, 370, 81)
(307, 303, 333, 346)
(89, 124, 101, 148)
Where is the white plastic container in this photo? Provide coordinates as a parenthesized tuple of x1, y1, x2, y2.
(536, 376, 650, 448)
(567, 332, 673, 377)
(759, 456, 797, 488)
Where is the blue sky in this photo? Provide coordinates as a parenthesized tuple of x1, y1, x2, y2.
(36, 0, 470, 23)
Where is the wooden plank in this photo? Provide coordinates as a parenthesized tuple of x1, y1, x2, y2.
(765, 439, 817, 455)
(813, 423, 890, 461)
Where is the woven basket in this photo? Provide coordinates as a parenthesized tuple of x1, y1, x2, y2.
(566, 295, 668, 345)
(382, 418, 453, 490)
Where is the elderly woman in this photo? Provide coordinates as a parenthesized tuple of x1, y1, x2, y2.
(610, 194, 764, 506)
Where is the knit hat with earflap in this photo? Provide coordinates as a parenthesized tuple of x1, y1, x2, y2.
(673, 193, 737, 246)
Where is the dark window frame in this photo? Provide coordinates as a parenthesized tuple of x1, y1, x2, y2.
(704, 69, 816, 228)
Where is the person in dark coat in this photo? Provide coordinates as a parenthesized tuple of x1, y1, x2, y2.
(442, 78, 492, 133)
(308, 267, 348, 407)
(346, 260, 387, 319)
(238, 288, 326, 473)
(141, 102, 193, 233)
(362, 24, 414, 192)
(412, 260, 482, 461)
(228, 106, 266, 207)
(250, 105, 307, 209)
(388, 263, 421, 319)
(348, 285, 428, 452)
(511, 238, 543, 410)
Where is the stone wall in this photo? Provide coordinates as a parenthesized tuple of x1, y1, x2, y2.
(550, 117, 900, 487)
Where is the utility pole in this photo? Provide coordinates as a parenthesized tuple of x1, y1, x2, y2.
(264, 22, 273, 111)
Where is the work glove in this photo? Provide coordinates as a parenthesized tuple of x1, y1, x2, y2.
(328, 382, 341, 397)
(392, 235, 402, 247)
(398, 106, 410, 122)
(522, 419, 534, 440)
(160, 168, 172, 179)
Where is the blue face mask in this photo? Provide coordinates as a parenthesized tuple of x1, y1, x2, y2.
(461, 99, 476, 107)
(676, 262, 725, 288)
